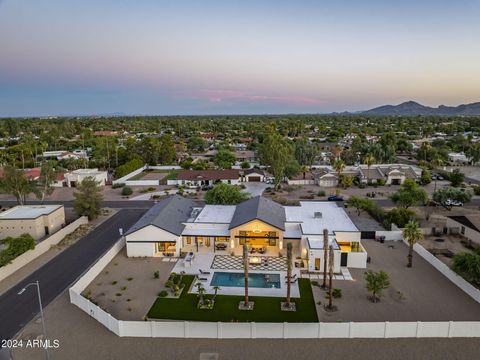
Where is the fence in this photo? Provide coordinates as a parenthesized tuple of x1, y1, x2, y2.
(69, 239, 480, 339)
(0, 216, 88, 282)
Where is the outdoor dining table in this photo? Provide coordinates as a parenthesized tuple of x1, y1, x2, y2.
(249, 257, 262, 265)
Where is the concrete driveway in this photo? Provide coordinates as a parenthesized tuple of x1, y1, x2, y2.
(244, 182, 269, 197)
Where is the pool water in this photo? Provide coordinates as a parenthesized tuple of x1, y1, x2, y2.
(210, 272, 281, 289)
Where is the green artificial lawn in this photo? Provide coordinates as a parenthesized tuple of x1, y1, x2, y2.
(147, 275, 318, 322)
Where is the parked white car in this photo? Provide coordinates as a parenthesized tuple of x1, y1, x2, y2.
(445, 199, 463, 207)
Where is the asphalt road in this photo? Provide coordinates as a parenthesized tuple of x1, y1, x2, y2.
(0, 200, 153, 209)
(0, 208, 146, 342)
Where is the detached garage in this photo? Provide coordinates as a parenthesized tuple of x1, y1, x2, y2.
(243, 169, 266, 182)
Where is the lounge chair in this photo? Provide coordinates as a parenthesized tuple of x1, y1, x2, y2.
(199, 269, 211, 275)
(284, 274, 297, 279)
(197, 277, 208, 281)
(285, 278, 298, 284)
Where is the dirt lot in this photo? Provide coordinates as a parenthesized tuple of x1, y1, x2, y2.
(314, 240, 480, 322)
(82, 249, 176, 320)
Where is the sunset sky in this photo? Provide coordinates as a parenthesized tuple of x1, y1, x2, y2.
(1, 0, 479, 116)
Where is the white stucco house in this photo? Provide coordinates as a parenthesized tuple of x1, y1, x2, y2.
(64, 168, 108, 187)
(125, 195, 367, 272)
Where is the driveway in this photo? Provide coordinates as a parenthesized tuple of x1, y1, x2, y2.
(244, 182, 269, 197)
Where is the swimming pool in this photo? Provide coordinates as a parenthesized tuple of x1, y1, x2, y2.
(210, 272, 281, 289)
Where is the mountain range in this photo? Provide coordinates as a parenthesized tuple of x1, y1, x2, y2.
(358, 101, 480, 116)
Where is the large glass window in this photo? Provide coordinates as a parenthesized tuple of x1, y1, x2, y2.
(157, 242, 176, 252)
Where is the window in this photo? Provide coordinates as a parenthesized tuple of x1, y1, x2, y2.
(186, 236, 192, 245)
(461, 226, 465, 235)
(156, 242, 176, 252)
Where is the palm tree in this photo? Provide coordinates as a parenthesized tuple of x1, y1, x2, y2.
(431, 157, 444, 192)
(195, 282, 206, 306)
(322, 229, 328, 289)
(242, 243, 250, 308)
(364, 153, 375, 185)
(327, 244, 335, 310)
(301, 165, 309, 180)
(286, 242, 293, 308)
(334, 159, 345, 179)
(212, 285, 221, 302)
(403, 220, 424, 268)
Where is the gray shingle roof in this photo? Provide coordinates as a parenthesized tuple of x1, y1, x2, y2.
(125, 195, 198, 236)
(229, 196, 286, 230)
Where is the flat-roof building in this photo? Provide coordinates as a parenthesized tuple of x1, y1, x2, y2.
(0, 205, 65, 241)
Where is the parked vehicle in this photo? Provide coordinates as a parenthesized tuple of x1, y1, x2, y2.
(328, 195, 344, 201)
(445, 199, 463, 207)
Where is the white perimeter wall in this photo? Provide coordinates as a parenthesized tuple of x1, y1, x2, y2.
(0, 216, 88, 282)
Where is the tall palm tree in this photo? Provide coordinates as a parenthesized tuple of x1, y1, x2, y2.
(322, 229, 329, 289)
(301, 165, 309, 180)
(403, 220, 424, 268)
(212, 285, 221, 302)
(364, 153, 376, 185)
(327, 244, 335, 310)
(286, 242, 293, 307)
(334, 159, 345, 187)
(242, 243, 249, 306)
(431, 157, 444, 192)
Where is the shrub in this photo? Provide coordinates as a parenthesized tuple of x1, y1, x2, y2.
(0, 234, 35, 267)
(317, 190, 326, 196)
(332, 288, 342, 298)
(115, 158, 144, 178)
(111, 281, 117, 285)
(154, 271, 160, 279)
(158, 290, 168, 297)
(121, 186, 133, 196)
(377, 178, 386, 186)
(120, 286, 127, 291)
(473, 185, 480, 196)
(112, 183, 125, 189)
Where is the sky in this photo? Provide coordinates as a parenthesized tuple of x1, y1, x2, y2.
(1, 0, 480, 116)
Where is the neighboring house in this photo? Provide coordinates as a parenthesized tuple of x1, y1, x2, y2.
(167, 170, 240, 188)
(64, 168, 108, 187)
(43, 150, 88, 161)
(241, 168, 267, 182)
(0, 205, 65, 241)
(235, 150, 257, 163)
(125, 195, 367, 272)
(313, 168, 338, 187)
(0, 167, 41, 181)
(448, 152, 469, 165)
(446, 215, 480, 245)
(93, 130, 118, 136)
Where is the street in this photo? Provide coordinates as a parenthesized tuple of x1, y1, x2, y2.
(0, 208, 146, 342)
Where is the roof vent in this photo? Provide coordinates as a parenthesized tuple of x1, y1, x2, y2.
(314, 212, 322, 219)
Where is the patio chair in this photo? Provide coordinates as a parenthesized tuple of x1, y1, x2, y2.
(285, 278, 298, 284)
(284, 274, 297, 279)
(199, 269, 211, 275)
(249, 247, 257, 254)
(197, 277, 208, 281)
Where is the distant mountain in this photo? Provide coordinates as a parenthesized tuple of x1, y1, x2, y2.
(360, 101, 480, 116)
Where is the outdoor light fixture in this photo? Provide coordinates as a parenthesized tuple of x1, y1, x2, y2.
(252, 224, 261, 233)
(18, 281, 50, 360)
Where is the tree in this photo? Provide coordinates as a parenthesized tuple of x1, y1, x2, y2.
(213, 149, 236, 169)
(340, 174, 353, 189)
(333, 159, 345, 179)
(364, 153, 375, 185)
(37, 161, 59, 203)
(0, 165, 38, 205)
(346, 196, 369, 216)
(158, 134, 176, 165)
(0, 234, 35, 267)
(73, 176, 104, 220)
(386, 207, 416, 228)
(294, 138, 318, 166)
(390, 179, 428, 209)
(449, 169, 464, 187)
(284, 159, 301, 179)
(403, 220, 423, 268)
(240, 243, 253, 310)
(258, 133, 293, 188)
(284, 242, 294, 310)
(187, 136, 206, 152)
(364, 270, 390, 303)
(452, 251, 480, 286)
(212, 285, 221, 302)
(115, 158, 144, 179)
(466, 142, 480, 165)
(432, 187, 472, 207)
(420, 168, 432, 185)
(204, 183, 249, 205)
(322, 229, 328, 289)
(327, 244, 335, 310)
(240, 161, 250, 169)
(431, 157, 444, 191)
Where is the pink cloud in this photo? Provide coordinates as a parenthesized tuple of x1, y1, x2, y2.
(174, 89, 322, 106)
